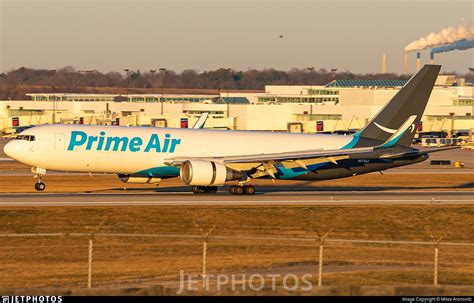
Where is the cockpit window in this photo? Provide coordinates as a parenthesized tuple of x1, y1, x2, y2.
(15, 135, 35, 141)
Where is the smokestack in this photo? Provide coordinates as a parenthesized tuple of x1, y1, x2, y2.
(403, 52, 408, 74)
(416, 52, 421, 71)
(381, 50, 387, 74)
(430, 52, 434, 64)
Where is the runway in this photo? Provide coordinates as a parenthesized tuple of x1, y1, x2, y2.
(1, 190, 473, 206)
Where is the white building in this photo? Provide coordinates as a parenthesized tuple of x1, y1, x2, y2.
(1, 76, 472, 136)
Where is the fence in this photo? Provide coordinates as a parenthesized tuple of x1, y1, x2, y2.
(0, 232, 473, 291)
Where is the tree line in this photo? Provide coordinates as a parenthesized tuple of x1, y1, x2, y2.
(0, 66, 414, 90)
(1, 66, 470, 100)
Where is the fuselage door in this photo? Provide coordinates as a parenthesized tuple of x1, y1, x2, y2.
(55, 133, 65, 150)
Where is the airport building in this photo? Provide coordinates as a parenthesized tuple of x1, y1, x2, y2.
(0, 75, 472, 137)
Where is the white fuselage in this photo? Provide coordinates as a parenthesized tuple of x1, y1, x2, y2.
(4, 124, 353, 175)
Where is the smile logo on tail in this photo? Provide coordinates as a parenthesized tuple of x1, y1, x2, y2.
(374, 122, 397, 134)
(374, 116, 418, 135)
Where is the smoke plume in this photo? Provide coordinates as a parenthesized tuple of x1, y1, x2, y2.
(405, 23, 474, 52)
(431, 39, 474, 54)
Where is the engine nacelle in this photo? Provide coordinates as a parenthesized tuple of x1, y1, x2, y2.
(118, 174, 162, 184)
(180, 160, 244, 186)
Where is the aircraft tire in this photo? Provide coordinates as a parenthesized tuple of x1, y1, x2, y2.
(35, 182, 46, 191)
(234, 186, 244, 195)
(244, 185, 255, 195)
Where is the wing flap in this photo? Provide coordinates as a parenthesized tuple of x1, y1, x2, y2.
(280, 155, 350, 169)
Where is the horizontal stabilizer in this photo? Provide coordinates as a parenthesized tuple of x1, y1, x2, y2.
(379, 146, 460, 159)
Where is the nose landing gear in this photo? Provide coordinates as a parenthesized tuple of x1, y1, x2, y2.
(32, 167, 47, 192)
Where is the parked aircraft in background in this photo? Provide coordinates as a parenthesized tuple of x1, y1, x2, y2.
(192, 112, 209, 129)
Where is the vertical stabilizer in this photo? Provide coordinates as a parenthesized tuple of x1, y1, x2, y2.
(358, 64, 440, 147)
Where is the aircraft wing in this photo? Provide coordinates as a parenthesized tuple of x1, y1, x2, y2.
(164, 146, 381, 178)
(164, 146, 375, 165)
(166, 145, 460, 166)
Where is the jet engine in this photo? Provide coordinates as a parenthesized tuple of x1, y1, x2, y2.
(118, 174, 162, 184)
(180, 160, 244, 186)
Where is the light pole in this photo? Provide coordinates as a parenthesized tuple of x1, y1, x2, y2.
(307, 67, 315, 99)
(150, 69, 156, 89)
(159, 68, 166, 101)
(123, 69, 130, 88)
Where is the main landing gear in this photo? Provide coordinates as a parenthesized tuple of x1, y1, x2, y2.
(191, 186, 218, 194)
(229, 185, 255, 195)
(191, 185, 256, 195)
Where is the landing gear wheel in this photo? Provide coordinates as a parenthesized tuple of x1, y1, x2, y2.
(229, 185, 254, 195)
(234, 186, 244, 195)
(244, 185, 255, 195)
(35, 182, 46, 191)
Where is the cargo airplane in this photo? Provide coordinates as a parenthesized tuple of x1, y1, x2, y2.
(4, 65, 450, 194)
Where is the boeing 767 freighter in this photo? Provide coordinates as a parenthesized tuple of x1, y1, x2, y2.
(4, 65, 452, 194)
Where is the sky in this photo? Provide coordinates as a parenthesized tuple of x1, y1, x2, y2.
(0, 0, 472, 74)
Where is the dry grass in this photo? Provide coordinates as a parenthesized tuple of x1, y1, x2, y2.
(0, 205, 473, 289)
